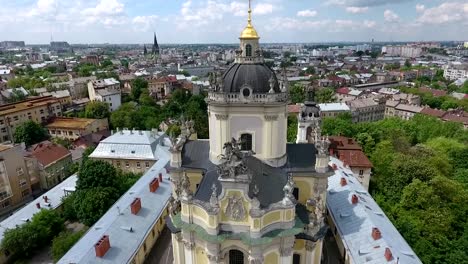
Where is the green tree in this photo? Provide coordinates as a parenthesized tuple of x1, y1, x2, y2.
(287, 115, 298, 143)
(74, 187, 120, 226)
(315, 88, 335, 103)
(289, 84, 306, 104)
(84, 101, 110, 119)
(51, 230, 86, 262)
(131, 77, 149, 101)
(77, 160, 118, 190)
(13, 121, 48, 146)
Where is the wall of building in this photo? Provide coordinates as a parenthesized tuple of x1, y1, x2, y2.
(97, 158, 156, 174)
(40, 155, 72, 190)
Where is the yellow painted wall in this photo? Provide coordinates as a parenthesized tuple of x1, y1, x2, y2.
(195, 247, 208, 264)
(262, 211, 281, 226)
(294, 179, 312, 204)
(264, 251, 279, 264)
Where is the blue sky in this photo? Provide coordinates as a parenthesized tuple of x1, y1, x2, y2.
(0, 0, 466, 44)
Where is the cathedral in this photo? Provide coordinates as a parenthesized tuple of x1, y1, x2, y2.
(167, 3, 332, 264)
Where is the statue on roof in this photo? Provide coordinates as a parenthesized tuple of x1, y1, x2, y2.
(217, 137, 251, 179)
(181, 171, 192, 200)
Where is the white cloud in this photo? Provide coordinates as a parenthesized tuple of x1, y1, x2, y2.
(297, 9, 318, 17)
(253, 3, 274, 15)
(346, 6, 369, 13)
(417, 2, 468, 25)
(384, 9, 399, 22)
(415, 4, 425, 12)
(132, 15, 158, 31)
(327, 0, 410, 7)
(266, 17, 375, 32)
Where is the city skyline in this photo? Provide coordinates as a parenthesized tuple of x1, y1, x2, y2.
(0, 0, 467, 44)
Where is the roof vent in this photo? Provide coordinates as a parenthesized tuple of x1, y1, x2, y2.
(95, 235, 111, 258)
(385, 248, 393, 261)
(372, 227, 382, 240)
(340, 177, 347, 186)
(351, 194, 359, 204)
(120, 226, 134, 232)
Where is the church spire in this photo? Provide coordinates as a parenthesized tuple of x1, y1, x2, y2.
(240, 0, 259, 39)
(152, 32, 160, 55)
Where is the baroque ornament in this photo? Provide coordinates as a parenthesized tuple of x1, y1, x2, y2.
(217, 137, 252, 179)
(224, 195, 246, 221)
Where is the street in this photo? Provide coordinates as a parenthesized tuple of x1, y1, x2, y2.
(145, 227, 174, 264)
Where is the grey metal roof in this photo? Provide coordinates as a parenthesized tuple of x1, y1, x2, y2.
(59, 147, 172, 264)
(222, 63, 280, 94)
(181, 141, 319, 208)
(327, 157, 422, 264)
(89, 130, 165, 160)
(0, 174, 77, 242)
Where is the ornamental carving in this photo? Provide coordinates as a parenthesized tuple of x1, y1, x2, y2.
(207, 254, 219, 262)
(280, 247, 293, 257)
(217, 137, 253, 179)
(248, 255, 264, 264)
(215, 114, 229, 120)
(181, 172, 193, 200)
(315, 135, 330, 156)
(183, 240, 195, 250)
(224, 195, 246, 221)
(305, 241, 316, 251)
(264, 115, 278, 121)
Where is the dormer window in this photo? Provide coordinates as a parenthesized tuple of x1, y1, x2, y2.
(245, 44, 252, 57)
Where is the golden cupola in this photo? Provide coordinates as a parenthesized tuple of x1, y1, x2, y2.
(240, 1, 260, 39)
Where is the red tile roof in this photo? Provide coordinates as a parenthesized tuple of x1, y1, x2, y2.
(329, 136, 362, 151)
(421, 107, 446, 118)
(288, 104, 301, 113)
(442, 114, 468, 125)
(29, 142, 71, 167)
(338, 149, 373, 168)
(336, 87, 350, 94)
(419, 87, 447, 97)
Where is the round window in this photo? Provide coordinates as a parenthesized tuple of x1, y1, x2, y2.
(242, 88, 251, 97)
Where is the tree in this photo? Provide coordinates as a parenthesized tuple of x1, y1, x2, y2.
(131, 77, 148, 101)
(77, 160, 118, 191)
(287, 115, 298, 143)
(84, 101, 110, 119)
(315, 88, 335, 103)
(289, 84, 306, 104)
(13, 121, 48, 146)
(51, 230, 86, 262)
(74, 187, 120, 226)
(404, 59, 412, 68)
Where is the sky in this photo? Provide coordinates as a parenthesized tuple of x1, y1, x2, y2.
(0, 0, 467, 44)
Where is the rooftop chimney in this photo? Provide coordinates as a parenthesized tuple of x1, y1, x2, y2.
(149, 178, 159, 193)
(130, 198, 142, 215)
(351, 194, 359, 204)
(159, 172, 163, 182)
(384, 248, 393, 261)
(372, 227, 382, 240)
(36, 203, 41, 209)
(340, 177, 347, 186)
(95, 235, 111, 258)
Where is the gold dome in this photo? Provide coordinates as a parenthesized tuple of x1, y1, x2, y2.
(240, 23, 260, 39)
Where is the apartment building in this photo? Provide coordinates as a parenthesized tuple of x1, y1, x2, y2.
(89, 129, 166, 173)
(347, 97, 386, 123)
(443, 63, 468, 81)
(46, 117, 109, 141)
(88, 78, 121, 111)
(25, 141, 72, 190)
(385, 100, 423, 120)
(148, 76, 177, 100)
(318, 103, 351, 118)
(0, 96, 62, 143)
(0, 144, 33, 215)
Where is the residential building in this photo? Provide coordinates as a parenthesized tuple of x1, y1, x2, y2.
(88, 78, 121, 111)
(0, 87, 29, 102)
(71, 76, 96, 99)
(382, 45, 423, 58)
(0, 96, 62, 143)
(385, 101, 423, 120)
(352, 81, 400, 91)
(443, 63, 468, 80)
(89, 129, 167, 173)
(0, 144, 33, 215)
(148, 76, 176, 100)
(58, 160, 170, 264)
(0, 69, 13, 81)
(0, 174, 76, 263)
(318, 103, 351, 118)
(35, 89, 72, 107)
(347, 97, 386, 123)
(329, 136, 373, 190)
(25, 141, 72, 190)
(335, 87, 363, 102)
(327, 157, 421, 264)
(46, 117, 109, 141)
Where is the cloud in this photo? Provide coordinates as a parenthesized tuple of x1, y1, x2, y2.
(415, 4, 425, 12)
(132, 15, 158, 32)
(417, 2, 468, 25)
(346, 6, 369, 13)
(327, 0, 412, 7)
(297, 9, 318, 17)
(266, 17, 376, 32)
(253, 3, 274, 15)
(384, 9, 399, 22)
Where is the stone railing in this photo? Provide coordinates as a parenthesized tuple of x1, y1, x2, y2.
(208, 92, 288, 104)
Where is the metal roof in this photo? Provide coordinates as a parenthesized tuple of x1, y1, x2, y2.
(89, 130, 165, 160)
(327, 157, 422, 264)
(319, 103, 351, 112)
(59, 147, 172, 264)
(0, 174, 77, 242)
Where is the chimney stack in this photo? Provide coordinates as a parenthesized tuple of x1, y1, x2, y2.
(130, 198, 142, 215)
(351, 194, 359, 204)
(95, 235, 111, 257)
(159, 172, 163, 182)
(340, 177, 347, 186)
(149, 178, 159, 193)
(384, 248, 393, 261)
(372, 227, 382, 240)
(36, 203, 41, 209)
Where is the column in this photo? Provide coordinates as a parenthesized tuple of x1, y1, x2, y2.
(183, 240, 194, 264)
(280, 248, 293, 264)
(305, 241, 317, 264)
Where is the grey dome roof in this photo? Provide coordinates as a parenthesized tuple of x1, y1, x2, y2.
(222, 63, 280, 94)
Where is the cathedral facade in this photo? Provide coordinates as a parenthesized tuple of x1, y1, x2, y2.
(167, 3, 332, 264)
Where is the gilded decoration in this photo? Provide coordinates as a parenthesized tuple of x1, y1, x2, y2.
(224, 195, 246, 221)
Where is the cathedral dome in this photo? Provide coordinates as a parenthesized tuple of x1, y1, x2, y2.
(222, 63, 280, 94)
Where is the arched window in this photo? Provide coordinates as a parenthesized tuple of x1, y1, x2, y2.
(240, 133, 253, 151)
(229, 250, 244, 264)
(293, 187, 299, 201)
(245, 44, 252, 57)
